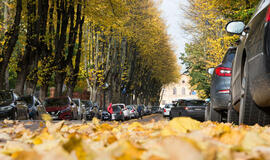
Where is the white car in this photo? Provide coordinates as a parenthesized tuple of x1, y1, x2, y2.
(163, 104, 173, 117)
(112, 104, 130, 120)
(126, 105, 138, 118)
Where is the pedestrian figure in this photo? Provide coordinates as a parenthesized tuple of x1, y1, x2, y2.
(137, 105, 143, 119)
(107, 103, 113, 120)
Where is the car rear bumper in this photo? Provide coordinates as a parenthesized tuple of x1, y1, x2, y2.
(212, 93, 230, 110)
(181, 110, 205, 121)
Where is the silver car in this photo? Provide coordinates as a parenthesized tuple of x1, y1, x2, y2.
(72, 98, 86, 120)
(163, 104, 173, 117)
(127, 105, 138, 119)
(112, 104, 131, 120)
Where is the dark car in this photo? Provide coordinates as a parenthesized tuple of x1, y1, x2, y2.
(81, 100, 94, 120)
(170, 99, 206, 121)
(151, 106, 160, 114)
(44, 96, 78, 120)
(111, 105, 124, 121)
(0, 90, 29, 120)
(225, 1, 270, 125)
(205, 47, 236, 122)
(101, 110, 111, 121)
(20, 95, 47, 120)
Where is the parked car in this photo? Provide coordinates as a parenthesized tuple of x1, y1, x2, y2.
(112, 104, 130, 120)
(0, 90, 29, 120)
(72, 98, 86, 120)
(163, 104, 173, 117)
(170, 99, 206, 121)
(44, 96, 78, 120)
(20, 95, 47, 120)
(225, 0, 270, 125)
(101, 110, 111, 121)
(81, 100, 94, 120)
(205, 47, 236, 122)
(126, 105, 138, 118)
(111, 105, 125, 121)
(151, 106, 161, 114)
(144, 106, 152, 115)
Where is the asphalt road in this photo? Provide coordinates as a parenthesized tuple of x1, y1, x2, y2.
(0, 114, 165, 131)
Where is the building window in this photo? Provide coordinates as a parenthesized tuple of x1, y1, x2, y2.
(182, 87, 186, 95)
(173, 87, 177, 95)
(182, 80, 185, 84)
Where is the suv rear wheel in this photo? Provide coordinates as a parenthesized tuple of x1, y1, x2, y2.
(239, 63, 270, 125)
(209, 103, 222, 122)
(227, 102, 239, 124)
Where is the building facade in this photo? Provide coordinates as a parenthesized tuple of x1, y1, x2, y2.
(159, 75, 198, 108)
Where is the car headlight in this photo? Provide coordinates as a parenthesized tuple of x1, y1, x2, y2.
(0, 106, 13, 111)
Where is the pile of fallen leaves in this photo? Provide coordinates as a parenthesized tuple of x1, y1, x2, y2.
(0, 117, 270, 160)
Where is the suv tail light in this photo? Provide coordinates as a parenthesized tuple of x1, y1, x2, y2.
(215, 67, 231, 77)
(164, 109, 166, 112)
(120, 111, 122, 115)
(218, 89, 230, 94)
(184, 107, 189, 110)
(266, 5, 270, 22)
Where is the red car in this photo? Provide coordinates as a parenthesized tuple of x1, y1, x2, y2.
(44, 96, 78, 120)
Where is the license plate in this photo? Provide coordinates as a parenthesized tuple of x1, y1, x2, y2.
(52, 116, 58, 119)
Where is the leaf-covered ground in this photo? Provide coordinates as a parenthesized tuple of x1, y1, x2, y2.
(0, 117, 270, 160)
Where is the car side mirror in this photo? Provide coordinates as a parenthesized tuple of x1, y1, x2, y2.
(207, 68, 215, 75)
(225, 21, 245, 35)
(71, 102, 74, 105)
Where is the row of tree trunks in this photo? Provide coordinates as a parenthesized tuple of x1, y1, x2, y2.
(0, 0, 22, 90)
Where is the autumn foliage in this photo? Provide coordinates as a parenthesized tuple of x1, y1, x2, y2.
(0, 117, 270, 159)
(0, 0, 179, 104)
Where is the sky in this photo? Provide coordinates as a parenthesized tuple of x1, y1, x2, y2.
(154, 0, 189, 72)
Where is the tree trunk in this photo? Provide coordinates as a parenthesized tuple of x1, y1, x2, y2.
(15, 0, 38, 95)
(0, 0, 22, 90)
(40, 85, 48, 101)
(54, 0, 70, 96)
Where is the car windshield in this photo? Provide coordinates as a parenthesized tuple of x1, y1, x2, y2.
(113, 104, 124, 109)
(0, 91, 13, 102)
(20, 96, 33, 105)
(112, 106, 120, 112)
(73, 99, 79, 106)
(82, 101, 93, 108)
(165, 104, 173, 108)
(126, 105, 133, 110)
(44, 97, 69, 107)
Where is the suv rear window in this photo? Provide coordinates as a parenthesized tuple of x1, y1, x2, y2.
(112, 106, 121, 112)
(223, 48, 236, 63)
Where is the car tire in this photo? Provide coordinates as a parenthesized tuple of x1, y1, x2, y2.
(239, 63, 270, 125)
(227, 103, 239, 124)
(205, 104, 210, 121)
(209, 103, 222, 122)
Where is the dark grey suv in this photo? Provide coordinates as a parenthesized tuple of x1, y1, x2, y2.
(225, 1, 270, 125)
(205, 47, 236, 122)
